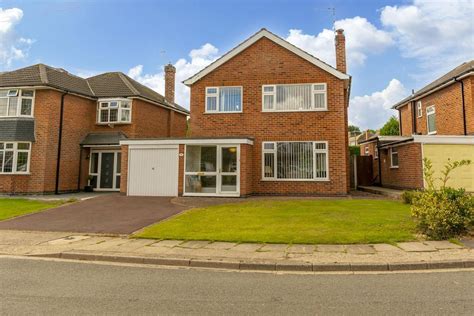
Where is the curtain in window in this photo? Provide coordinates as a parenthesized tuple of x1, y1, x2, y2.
(276, 85, 312, 111)
(219, 87, 241, 112)
(277, 142, 313, 179)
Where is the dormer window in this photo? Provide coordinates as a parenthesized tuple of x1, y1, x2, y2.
(0, 89, 34, 117)
(97, 99, 132, 124)
(262, 83, 327, 112)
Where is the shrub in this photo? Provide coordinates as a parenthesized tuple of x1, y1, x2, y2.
(411, 187, 474, 239)
(401, 190, 419, 204)
(411, 158, 474, 239)
(349, 146, 360, 156)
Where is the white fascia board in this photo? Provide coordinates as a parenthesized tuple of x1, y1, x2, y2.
(120, 138, 254, 146)
(183, 29, 349, 85)
(413, 135, 474, 145)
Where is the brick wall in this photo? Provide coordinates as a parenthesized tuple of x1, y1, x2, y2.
(120, 145, 129, 194)
(189, 37, 349, 195)
(399, 76, 473, 136)
(379, 142, 423, 190)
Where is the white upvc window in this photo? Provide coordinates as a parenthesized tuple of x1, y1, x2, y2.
(416, 101, 422, 118)
(262, 83, 327, 112)
(365, 146, 369, 155)
(0, 89, 35, 117)
(426, 105, 436, 135)
(374, 147, 378, 159)
(0, 142, 31, 174)
(390, 147, 399, 168)
(262, 141, 329, 181)
(205, 86, 242, 113)
(97, 99, 132, 124)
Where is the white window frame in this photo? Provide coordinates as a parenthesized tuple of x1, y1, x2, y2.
(0, 88, 35, 118)
(426, 105, 436, 135)
(261, 141, 329, 181)
(0, 142, 31, 174)
(390, 147, 399, 168)
(416, 101, 422, 118)
(374, 147, 378, 159)
(261, 83, 328, 112)
(205, 86, 243, 114)
(365, 146, 369, 155)
(183, 144, 241, 197)
(97, 98, 132, 124)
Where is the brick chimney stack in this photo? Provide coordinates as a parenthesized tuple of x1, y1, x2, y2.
(335, 29, 347, 73)
(164, 63, 176, 103)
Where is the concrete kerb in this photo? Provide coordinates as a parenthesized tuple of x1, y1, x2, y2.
(28, 251, 474, 272)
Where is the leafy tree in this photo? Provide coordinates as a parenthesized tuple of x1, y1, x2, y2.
(348, 125, 361, 135)
(379, 116, 400, 136)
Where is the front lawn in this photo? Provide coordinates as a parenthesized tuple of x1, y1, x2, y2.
(135, 199, 416, 244)
(0, 198, 65, 221)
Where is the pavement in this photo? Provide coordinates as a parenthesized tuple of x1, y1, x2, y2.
(0, 194, 188, 234)
(1, 230, 473, 272)
(2, 257, 473, 315)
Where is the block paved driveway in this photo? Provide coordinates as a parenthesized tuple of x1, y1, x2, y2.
(0, 194, 189, 235)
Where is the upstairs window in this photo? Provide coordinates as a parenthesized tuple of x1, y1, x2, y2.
(416, 101, 422, 118)
(426, 106, 436, 134)
(205, 87, 242, 113)
(262, 83, 327, 112)
(0, 89, 34, 117)
(97, 99, 132, 124)
(0, 142, 31, 174)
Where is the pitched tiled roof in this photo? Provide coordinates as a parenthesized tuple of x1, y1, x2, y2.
(0, 64, 189, 114)
(392, 60, 474, 109)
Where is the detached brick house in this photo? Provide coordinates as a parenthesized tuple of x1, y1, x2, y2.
(359, 60, 474, 191)
(0, 64, 188, 194)
(121, 28, 351, 196)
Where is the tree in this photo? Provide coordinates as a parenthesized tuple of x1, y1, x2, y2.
(379, 116, 400, 136)
(348, 125, 361, 135)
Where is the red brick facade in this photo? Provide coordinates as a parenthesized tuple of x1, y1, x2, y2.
(188, 37, 350, 195)
(0, 89, 187, 194)
(379, 143, 423, 190)
(399, 76, 474, 136)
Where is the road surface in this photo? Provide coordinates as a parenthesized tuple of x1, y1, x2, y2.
(0, 257, 473, 315)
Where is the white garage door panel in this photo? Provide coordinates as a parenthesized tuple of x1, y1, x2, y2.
(128, 148, 178, 196)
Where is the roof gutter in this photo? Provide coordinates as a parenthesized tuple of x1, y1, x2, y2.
(55, 91, 69, 195)
(392, 70, 474, 110)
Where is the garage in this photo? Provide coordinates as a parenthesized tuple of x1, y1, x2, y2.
(127, 146, 179, 196)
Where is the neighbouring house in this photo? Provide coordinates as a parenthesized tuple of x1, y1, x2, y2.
(120, 28, 351, 197)
(0, 63, 188, 194)
(359, 60, 474, 191)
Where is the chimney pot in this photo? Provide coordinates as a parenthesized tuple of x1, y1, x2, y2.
(164, 63, 176, 103)
(335, 29, 347, 73)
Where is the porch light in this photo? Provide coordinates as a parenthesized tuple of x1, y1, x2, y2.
(228, 147, 237, 153)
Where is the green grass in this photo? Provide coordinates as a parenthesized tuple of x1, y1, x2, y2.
(0, 198, 65, 221)
(135, 199, 417, 244)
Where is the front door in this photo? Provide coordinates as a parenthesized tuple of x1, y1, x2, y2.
(89, 151, 121, 191)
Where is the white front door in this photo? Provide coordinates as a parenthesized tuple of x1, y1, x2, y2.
(128, 147, 179, 196)
(184, 145, 240, 196)
(89, 151, 121, 191)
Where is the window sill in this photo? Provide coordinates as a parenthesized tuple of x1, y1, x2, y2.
(204, 111, 243, 114)
(427, 132, 437, 135)
(262, 109, 328, 113)
(0, 172, 30, 176)
(260, 178, 330, 182)
(0, 116, 34, 119)
(96, 122, 131, 125)
(390, 166, 399, 169)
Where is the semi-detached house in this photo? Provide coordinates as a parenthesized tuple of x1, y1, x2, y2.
(121, 28, 351, 197)
(0, 64, 188, 194)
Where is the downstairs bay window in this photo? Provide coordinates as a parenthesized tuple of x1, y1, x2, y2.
(262, 83, 327, 112)
(0, 142, 31, 174)
(97, 99, 132, 124)
(262, 141, 328, 181)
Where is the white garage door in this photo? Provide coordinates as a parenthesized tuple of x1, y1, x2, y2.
(128, 146, 179, 196)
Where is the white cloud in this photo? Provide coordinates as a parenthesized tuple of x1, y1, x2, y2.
(286, 16, 393, 69)
(349, 79, 407, 130)
(0, 8, 32, 67)
(381, 0, 473, 78)
(128, 43, 219, 108)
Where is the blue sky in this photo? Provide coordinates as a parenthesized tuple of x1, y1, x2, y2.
(0, 0, 472, 129)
